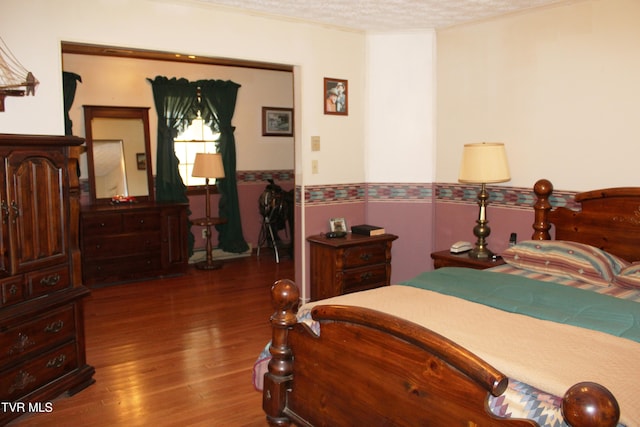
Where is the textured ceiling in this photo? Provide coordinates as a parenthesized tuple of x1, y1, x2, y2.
(188, 0, 566, 31)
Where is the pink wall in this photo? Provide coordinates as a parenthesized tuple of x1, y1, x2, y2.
(188, 180, 295, 252)
(434, 203, 536, 256)
(367, 201, 434, 283)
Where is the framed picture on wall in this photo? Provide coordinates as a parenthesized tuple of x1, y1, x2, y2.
(136, 153, 146, 170)
(324, 77, 348, 116)
(262, 106, 294, 136)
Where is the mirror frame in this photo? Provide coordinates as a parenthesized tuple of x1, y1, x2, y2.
(83, 105, 154, 204)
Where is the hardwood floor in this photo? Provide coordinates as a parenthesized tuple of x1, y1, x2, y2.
(9, 255, 294, 427)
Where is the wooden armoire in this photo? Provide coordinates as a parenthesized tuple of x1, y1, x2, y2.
(0, 134, 94, 424)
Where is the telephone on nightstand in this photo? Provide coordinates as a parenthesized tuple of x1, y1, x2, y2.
(450, 241, 473, 254)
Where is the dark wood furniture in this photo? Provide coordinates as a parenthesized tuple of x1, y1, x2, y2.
(0, 134, 94, 425)
(431, 249, 505, 269)
(80, 202, 189, 287)
(263, 179, 636, 427)
(190, 216, 227, 270)
(83, 105, 154, 204)
(307, 233, 397, 301)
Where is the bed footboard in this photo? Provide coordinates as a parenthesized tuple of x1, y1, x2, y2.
(263, 280, 620, 427)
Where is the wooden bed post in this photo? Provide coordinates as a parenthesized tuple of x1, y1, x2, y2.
(263, 279, 299, 427)
(563, 382, 620, 427)
(532, 178, 553, 240)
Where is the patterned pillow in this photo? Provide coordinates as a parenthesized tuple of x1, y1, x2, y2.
(613, 262, 640, 289)
(501, 240, 629, 286)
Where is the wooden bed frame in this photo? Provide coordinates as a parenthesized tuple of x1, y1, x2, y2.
(263, 179, 639, 427)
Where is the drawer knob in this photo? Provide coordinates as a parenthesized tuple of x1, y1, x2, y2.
(359, 253, 372, 261)
(8, 370, 36, 394)
(40, 274, 61, 287)
(44, 320, 65, 333)
(9, 284, 18, 296)
(46, 354, 67, 369)
(8, 333, 35, 355)
(360, 272, 373, 280)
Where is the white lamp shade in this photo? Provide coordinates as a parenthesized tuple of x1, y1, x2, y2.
(458, 142, 510, 184)
(192, 153, 225, 179)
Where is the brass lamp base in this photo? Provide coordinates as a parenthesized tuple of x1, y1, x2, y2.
(468, 246, 494, 260)
(468, 183, 493, 260)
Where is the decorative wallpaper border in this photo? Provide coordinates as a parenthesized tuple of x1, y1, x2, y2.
(294, 182, 578, 210)
(367, 183, 433, 201)
(436, 183, 579, 211)
(236, 170, 294, 185)
(303, 184, 366, 205)
(81, 170, 579, 210)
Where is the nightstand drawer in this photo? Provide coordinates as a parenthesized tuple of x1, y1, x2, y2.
(308, 233, 398, 301)
(342, 264, 388, 294)
(343, 244, 387, 268)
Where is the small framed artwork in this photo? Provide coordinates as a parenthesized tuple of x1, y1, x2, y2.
(262, 106, 294, 136)
(136, 153, 146, 170)
(329, 217, 347, 233)
(324, 77, 348, 116)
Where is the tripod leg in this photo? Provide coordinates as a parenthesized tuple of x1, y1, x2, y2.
(266, 222, 279, 263)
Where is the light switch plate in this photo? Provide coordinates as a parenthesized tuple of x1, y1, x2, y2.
(311, 136, 320, 151)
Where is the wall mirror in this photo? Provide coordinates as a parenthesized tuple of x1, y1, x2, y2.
(83, 105, 154, 203)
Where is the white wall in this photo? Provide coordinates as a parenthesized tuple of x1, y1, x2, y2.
(0, 0, 367, 188)
(63, 53, 294, 173)
(436, 0, 640, 191)
(366, 31, 437, 183)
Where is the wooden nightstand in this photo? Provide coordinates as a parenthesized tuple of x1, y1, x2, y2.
(307, 233, 398, 301)
(431, 249, 505, 270)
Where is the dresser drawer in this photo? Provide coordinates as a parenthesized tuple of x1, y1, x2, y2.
(84, 255, 162, 280)
(123, 212, 161, 232)
(82, 214, 123, 234)
(0, 341, 78, 400)
(28, 266, 71, 298)
(1, 276, 26, 307)
(0, 305, 75, 364)
(343, 243, 388, 268)
(342, 264, 388, 294)
(82, 232, 161, 257)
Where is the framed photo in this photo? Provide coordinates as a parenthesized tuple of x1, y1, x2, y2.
(136, 153, 146, 170)
(324, 78, 348, 116)
(329, 217, 347, 233)
(262, 106, 294, 136)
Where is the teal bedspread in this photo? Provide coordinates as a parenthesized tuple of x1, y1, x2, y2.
(400, 267, 640, 343)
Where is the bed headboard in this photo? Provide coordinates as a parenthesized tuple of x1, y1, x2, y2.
(533, 179, 640, 262)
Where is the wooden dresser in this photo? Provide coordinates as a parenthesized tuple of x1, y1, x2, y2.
(307, 233, 398, 301)
(80, 202, 189, 287)
(0, 134, 95, 425)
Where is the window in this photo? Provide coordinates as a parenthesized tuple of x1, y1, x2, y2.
(174, 112, 221, 188)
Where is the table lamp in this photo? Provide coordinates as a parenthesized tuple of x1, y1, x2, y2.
(458, 142, 510, 260)
(192, 152, 225, 269)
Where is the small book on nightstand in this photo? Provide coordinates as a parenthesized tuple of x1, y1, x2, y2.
(351, 224, 385, 236)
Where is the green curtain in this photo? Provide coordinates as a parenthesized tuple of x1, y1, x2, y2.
(62, 72, 82, 135)
(199, 80, 249, 253)
(147, 76, 199, 254)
